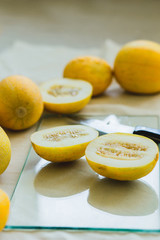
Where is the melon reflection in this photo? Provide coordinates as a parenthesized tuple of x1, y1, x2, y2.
(88, 178, 158, 216)
(34, 158, 97, 197)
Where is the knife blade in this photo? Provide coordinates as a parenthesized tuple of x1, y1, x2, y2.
(67, 114, 160, 143)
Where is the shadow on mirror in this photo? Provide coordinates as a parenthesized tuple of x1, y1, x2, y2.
(88, 177, 158, 216)
(34, 158, 97, 198)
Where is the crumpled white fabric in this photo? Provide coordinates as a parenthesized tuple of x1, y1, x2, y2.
(0, 39, 120, 83)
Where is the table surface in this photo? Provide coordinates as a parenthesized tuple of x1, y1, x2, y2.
(0, 0, 160, 239)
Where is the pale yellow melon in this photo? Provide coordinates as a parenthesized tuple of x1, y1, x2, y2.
(0, 127, 11, 174)
(114, 40, 160, 94)
(85, 133, 159, 181)
(31, 125, 98, 162)
(0, 189, 10, 231)
(63, 56, 112, 96)
(40, 78, 92, 114)
(0, 75, 44, 130)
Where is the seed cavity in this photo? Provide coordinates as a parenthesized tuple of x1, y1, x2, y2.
(104, 142, 147, 151)
(96, 141, 147, 160)
(43, 129, 88, 141)
(48, 85, 81, 97)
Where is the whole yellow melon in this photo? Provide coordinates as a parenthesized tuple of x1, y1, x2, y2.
(0, 189, 10, 231)
(0, 75, 44, 130)
(63, 56, 112, 96)
(0, 127, 11, 174)
(114, 40, 160, 94)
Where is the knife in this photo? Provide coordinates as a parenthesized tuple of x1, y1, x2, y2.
(67, 114, 160, 143)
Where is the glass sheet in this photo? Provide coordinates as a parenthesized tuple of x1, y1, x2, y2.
(5, 114, 160, 232)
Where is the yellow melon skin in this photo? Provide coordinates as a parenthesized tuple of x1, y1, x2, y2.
(0, 127, 11, 174)
(63, 56, 112, 96)
(0, 75, 44, 130)
(114, 40, 160, 94)
(44, 94, 91, 114)
(32, 141, 93, 162)
(86, 155, 158, 181)
(0, 189, 10, 231)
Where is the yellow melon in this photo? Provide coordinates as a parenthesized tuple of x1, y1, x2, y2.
(31, 125, 98, 162)
(63, 56, 112, 96)
(0, 127, 11, 174)
(0, 189, 10, 231)
(40, 78, 92, 114)
(0, 75, 44, 130)
(114, 40, 160, 94)
(85, 133, 159, 181)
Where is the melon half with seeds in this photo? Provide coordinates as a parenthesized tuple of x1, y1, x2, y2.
(85, 133, 159, 181)
(40, 78, 92, 114)
(31, 125, 98, 162)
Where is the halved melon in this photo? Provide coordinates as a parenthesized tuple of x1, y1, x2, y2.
(31, 125, 98, 162)
(40, 78, 92, 114)
(85, 133, 159, 181)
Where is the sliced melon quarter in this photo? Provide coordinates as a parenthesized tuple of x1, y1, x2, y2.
(40, 78, 92, 114)
(31, 125, 98, 162)
(85, 133, 159, 181)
